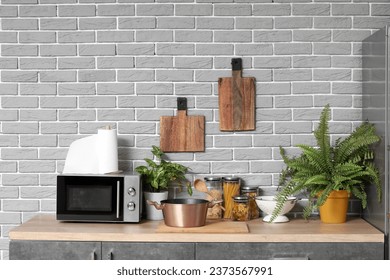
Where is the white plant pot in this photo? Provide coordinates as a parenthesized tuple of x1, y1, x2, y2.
(144, 191, 168, 221)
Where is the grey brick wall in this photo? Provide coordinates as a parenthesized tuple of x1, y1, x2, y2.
(1, 0, 390, 259)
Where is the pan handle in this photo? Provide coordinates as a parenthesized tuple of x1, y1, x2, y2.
(147, 200, 165, 210)
(207, 199, 223, 208)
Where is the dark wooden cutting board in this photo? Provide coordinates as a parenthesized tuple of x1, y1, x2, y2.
(160, 98, 205, 152)
(218, 58, 255, 131)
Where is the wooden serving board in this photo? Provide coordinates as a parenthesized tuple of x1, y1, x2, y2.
(156, 220, 249, 233)
(218, 58, 255, 131)
(160, 98, 205, 152)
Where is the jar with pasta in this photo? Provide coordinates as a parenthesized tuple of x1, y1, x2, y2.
(232, 196, 250, 221)
(204, 177, 223, 219)
(222, 176, 240, 219)
(241, 186, 260, 219)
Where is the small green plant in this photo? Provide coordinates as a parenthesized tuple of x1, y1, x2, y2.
(135, 145, 192, 195)
(271, 104, 381, 221)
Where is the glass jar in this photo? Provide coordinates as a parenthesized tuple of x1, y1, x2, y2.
(232, 196, 250, 221)
(241, 186, 260, 219)
(222, 176, 241, 219)
(204, 177, 223, 219)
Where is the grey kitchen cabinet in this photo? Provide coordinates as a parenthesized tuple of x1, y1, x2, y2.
(195, 242, 384, 260)
(9, 240, 102, 260)
(102, 242, 195, 260)
(10, 241, 195, 260)
(9, 240, 384, 260)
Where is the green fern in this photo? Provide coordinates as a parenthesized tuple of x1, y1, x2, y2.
(313, 104, 332, 173)
(271, 105, 382, 222)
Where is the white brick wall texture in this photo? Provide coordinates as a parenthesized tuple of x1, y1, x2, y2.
(1, 0, 390, 259)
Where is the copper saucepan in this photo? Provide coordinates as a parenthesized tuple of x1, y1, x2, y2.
(147, 198, 221, 228)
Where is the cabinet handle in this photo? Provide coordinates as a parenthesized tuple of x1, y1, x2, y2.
(271, 255, 309, 260)
(90, 251, 96, 260)
(116, 181, 120, 219)
(107, 251, 113, 260)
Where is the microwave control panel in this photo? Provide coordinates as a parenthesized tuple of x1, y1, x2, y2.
(123, 176, 142, 222)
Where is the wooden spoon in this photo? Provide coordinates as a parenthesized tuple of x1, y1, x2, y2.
(194, 179, 208, 193)
(194, 179, 225, 210)
(194, 179, 213, 198)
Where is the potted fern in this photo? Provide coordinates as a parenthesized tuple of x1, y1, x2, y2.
(135, 145, 191, 220)
(271, 104, 381, 223)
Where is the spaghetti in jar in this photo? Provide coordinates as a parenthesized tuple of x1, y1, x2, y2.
(222, 176, 240, 219)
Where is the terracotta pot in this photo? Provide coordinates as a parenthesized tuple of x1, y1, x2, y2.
(318, 190, 349, 224)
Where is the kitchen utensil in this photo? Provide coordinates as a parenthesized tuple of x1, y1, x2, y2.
(255, 196, 297, 223)
(147, 198, 221, 227)
(203, 177, 224, 219)
(218, 58, 255, 131)
(194, 178, 224, 219)
(194, 179, 222, 200)
(194, 179, 208, 193)
(160, 97, 205, 152)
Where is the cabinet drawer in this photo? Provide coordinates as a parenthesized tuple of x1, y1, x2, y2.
(196, 242, 384, 260)
(9, 240, 101, 260)
(102, 242, 195, 260)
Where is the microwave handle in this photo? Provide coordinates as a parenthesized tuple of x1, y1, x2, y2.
(116, 181, 120, 219)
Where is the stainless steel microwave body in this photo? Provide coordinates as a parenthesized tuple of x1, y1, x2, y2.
(56, 172, 142, 222)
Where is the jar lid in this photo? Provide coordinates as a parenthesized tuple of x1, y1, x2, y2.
(222, 176, 240, 182)
(204, 176, 222, 181)
(233, 195, 249, 202)
(241, 186, 258, 191)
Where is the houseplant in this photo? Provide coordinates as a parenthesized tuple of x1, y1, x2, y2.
(270, 104, 381, 223)
(135, 145, 191, 220)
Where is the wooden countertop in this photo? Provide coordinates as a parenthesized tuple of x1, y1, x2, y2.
(9, 214, 384, 243)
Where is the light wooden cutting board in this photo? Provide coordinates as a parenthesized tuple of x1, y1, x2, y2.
(156, 220, 249, 233)
(160, 98, 205, 152)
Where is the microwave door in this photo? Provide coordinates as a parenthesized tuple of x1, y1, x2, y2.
(66, 184, 113, 212)
(57, 176, 124, 222)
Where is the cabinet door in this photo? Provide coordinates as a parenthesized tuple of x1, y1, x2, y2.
(102, 242, 195, 260)
(196, 242, 384, 260)
(9, 240, 102, 260)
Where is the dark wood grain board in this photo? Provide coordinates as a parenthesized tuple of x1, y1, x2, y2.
(218, 58, 255, 131)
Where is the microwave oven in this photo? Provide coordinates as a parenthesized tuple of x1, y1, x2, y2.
(56, 172, 142, 222)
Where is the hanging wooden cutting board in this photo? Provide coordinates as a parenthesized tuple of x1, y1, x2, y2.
(218, 58, 255, 131)
(160, 97, 205, 152)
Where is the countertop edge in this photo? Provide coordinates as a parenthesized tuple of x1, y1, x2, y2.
(8, 214, 385, 243)
(9, 232, 385, 243)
